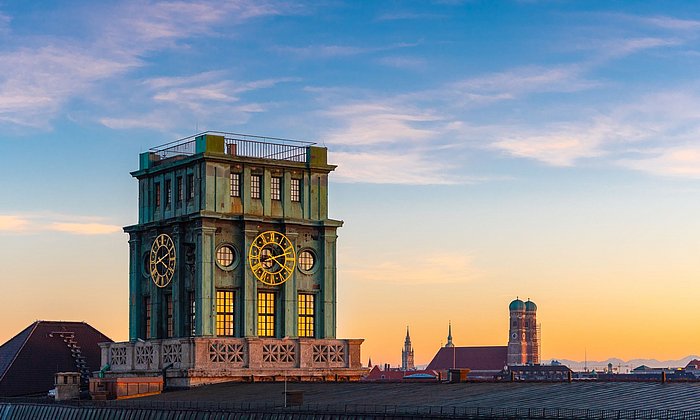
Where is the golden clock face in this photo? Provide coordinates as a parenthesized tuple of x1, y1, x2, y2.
(248, 231, 296, 286)
(149, 233, 176, 288)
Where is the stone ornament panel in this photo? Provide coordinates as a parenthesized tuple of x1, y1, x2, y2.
(110, 347, 127, 366)
(312, 344, 345, 365)
(162, 343, 182, 365)
(209, 341, 245, 364)
(135, 345, 155, 365)
(262, 342, 296, 364)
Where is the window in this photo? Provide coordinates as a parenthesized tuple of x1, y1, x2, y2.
(176, 176, 183, 203)
(298, 250, 316, 272)
(165, 179, 172, 207)
(298, 293, 315, 338)
(189, 291, 196, 336)
(290, 179, 300, 202)
(187, 174, 194, 201)
(216, 290, 235, 336)
(144, 297, 151, 339)
(230, 172, 240, 197)
(251, 175, 261, 199)
(271, 177, 281, 201)
(154, 182, 161, 208)
(166, 294, 173, 338)
(216, 245, 236, 268)
(257, 291, 276, 337)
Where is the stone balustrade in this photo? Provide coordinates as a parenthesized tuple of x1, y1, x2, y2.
(99, 338, 364, 379)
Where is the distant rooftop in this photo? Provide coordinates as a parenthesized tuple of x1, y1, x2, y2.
(150, 131, 317, 163)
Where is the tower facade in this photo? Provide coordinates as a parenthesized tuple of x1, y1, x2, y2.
(99, 132, 364, 385)
(401, 327, 415, 371)
(507, 298, 539, 365)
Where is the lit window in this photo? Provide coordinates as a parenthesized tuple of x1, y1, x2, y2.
(298, 250, 315, 272)
(290, 179, 300, 202)
(165, 179, 172, 207)
(176, 176, 183, 203)
(216, 245, 236, 267)
(216, 290, 235, 336)
(251, 175, 262, 199)
(154, 182, 161, 208)
(271, 177, 281, 201)
(230, 172, 241, 197)
(144, 297, 151, 339)
(189, 291, 196, 336)
(187, 174, 194, 201)
(298, 293, 315, 338)
(257, 292, 276, 337)
(166, 294, 173, 338)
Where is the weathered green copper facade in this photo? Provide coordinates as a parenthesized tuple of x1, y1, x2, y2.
(125, 133, 342, 341)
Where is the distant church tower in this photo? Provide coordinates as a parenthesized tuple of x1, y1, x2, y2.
(402, 326, 415, 371)
(445, 321, 454, 347)
(507, 298, 539, 365)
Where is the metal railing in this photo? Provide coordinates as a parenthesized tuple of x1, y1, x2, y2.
(4, 401, 700, 419)
(150, 131, 315, 163)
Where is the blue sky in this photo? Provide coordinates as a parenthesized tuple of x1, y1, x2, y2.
(2, 0, 700, 364)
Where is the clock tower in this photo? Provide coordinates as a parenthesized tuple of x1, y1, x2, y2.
(100, 132, 364, 385)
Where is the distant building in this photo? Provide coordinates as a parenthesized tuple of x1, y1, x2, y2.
(0, 321, 111, 397)
(427, 345, 508, 377)
(507, 298, 540, 365)
(401, 327, 415, 371)
(364, 365, 438, 382)
(504, 364, 572, 381)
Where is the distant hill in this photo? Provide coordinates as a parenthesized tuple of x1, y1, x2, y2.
(548, 356, 700, 372)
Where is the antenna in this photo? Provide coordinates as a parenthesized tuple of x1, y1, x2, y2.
(585, 348, 588, 372)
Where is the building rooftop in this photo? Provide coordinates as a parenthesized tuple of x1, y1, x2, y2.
(150, 131, 316, 163)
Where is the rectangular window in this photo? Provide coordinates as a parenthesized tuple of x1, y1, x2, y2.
(144, 297, 151, 339)
(257, 291, 276, 337)
(251, 175, 261, 199)
(189, 291, 196, 336)
(298, 293, 315, 338)
(216, 290, 235, 336)
(165, 179, 172, 207)
(230, 172, 241, 197)
(176, 176, 183, 203)
(187, 174, 194, 201)
(271, 177, 281, 201)
(154, 182, 161, 208)
(290, 179, 301, 202)
(166, 294, 173, 338)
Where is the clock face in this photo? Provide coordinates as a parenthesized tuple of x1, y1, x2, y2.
(149, 233, 176, 288)
(248, 231, 296, 286)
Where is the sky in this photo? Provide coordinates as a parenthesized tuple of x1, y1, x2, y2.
(2, 0, 700, 367)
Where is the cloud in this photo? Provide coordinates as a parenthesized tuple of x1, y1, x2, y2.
(345, 251, 479, 285)
(49, 223, 122, 235)
(0, 216, 29, 232)
(330, 151, 465, 185)
(377, 56, 427, 71)
(99, 72, 294, 131)
(619, 147, 700, 178)
(0, 214, 122, 235)
(451, 65, 599, 100)
(274, 42, 418, 59)
(0, 1, 289, 130)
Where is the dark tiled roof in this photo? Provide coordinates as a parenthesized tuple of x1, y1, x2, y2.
(0, 323, 36, 382)
(426, 346, 508, 371)
(0, 321, 112, 397)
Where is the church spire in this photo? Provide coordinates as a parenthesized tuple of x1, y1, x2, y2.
(445, 321, 454, 348)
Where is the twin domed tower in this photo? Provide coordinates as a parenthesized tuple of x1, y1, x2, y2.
(507, 298, 540, 365)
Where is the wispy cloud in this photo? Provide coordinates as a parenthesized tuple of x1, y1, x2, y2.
(0, 1, 289, 130)
(0, 213, 122, 235)
(99, 72, 294, 131)
(274, 42, 418, 59)
(0, 215, 29, 232)
(377, 56, 427, 71)
(345, 251, 480, 285)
